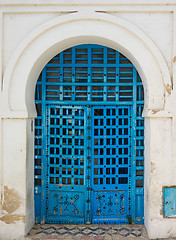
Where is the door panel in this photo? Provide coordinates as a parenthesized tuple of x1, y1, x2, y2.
(92, 191, 128, 223)
(91, 106, 132, 224)
(45, 105, 132, 224)
(45, 106, 88, 224)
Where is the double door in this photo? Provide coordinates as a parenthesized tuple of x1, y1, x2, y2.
(44, 104, 132, 224)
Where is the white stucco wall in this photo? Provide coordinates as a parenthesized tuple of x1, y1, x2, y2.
(0, 1, 176, 239)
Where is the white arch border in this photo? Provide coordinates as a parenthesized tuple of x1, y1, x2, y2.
(2, 11, 171, 118)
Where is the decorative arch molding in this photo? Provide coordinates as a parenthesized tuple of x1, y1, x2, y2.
(2, 11, 171, 118)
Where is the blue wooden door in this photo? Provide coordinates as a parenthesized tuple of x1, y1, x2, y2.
(91, 106, 132, 224)
(34, 44, 144, 224)
(45, 106, 88, 224)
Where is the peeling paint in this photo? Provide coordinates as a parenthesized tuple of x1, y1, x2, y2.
(165, 84, 172, 95)
(2, 186, 21, 213)
(57, 184, 70, 187)
(160, 209, 163, 216)
(152, 110, 160, 114)
(60, 206, 63, 215)
(173, 56, 176, 63)
(150, 162, 156, 174)
(41, 216, 45, 224)
(0, 214, 25, 224)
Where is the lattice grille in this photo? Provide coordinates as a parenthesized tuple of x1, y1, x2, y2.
(91, 106, 131, 224)
(42, 45, 139, 104)
(92, 106, 131, 190)
(34, 44, 144, 224)
(47, 106, 86, 186)
(45, 105, 88, 224)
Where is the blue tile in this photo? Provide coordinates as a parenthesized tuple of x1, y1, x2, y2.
(163, 186, 176, 217)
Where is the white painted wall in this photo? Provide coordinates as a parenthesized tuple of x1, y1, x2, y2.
(0, 119, 27, 239)
(0, 1, 176, 239)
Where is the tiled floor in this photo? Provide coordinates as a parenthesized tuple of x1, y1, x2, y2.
(27, 224, 176, 240)
(27, 224, 148, 239)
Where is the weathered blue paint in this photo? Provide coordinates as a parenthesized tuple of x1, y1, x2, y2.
(91, 106, 131, 224)
(163, 187, 176, 217)
(34, 44, 144, 224)
(45, 105, 88, 224)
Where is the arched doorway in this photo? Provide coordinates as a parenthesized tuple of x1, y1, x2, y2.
(2, 11, 171, 238)
(34, 44, 144, 225)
